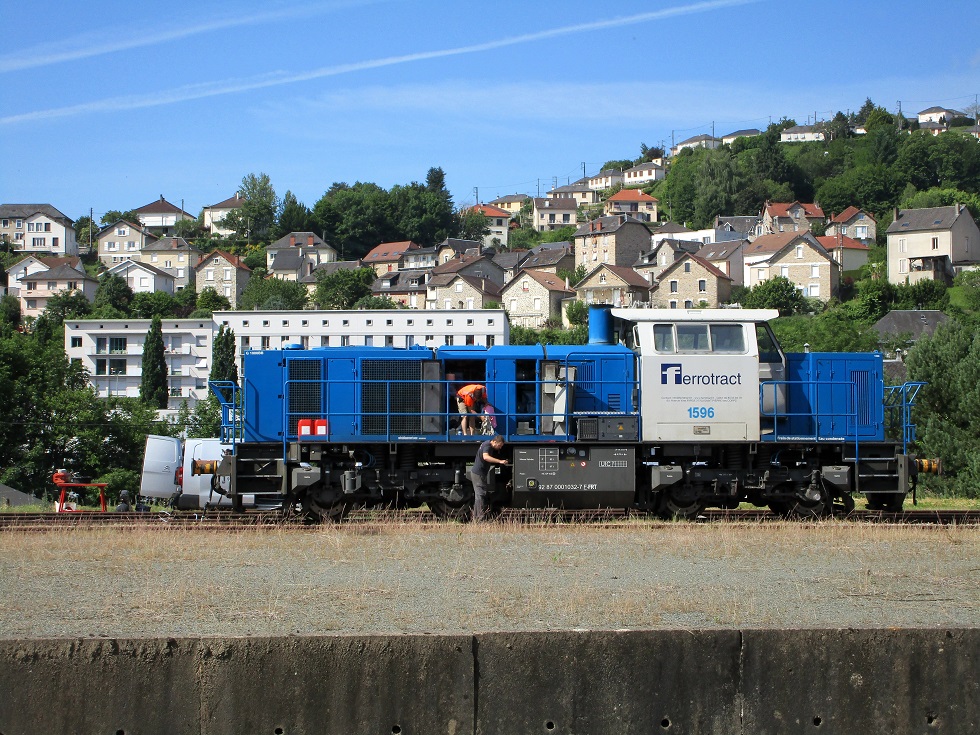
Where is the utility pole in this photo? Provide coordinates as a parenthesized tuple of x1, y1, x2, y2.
(89, 207, 93, 255)
(553, 176, 558, 192)
(473, 187, 479, 205)
(581, 162, 586, 179)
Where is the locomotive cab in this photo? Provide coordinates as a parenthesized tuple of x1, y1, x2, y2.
(611, 308, 782, 443)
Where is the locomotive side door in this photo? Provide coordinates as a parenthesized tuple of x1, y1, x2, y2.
(756, 322, 787, 418)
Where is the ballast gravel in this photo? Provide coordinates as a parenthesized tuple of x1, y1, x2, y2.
(0, 522, 977, 639)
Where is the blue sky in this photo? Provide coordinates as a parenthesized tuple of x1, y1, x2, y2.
(1, 0, 978, 224)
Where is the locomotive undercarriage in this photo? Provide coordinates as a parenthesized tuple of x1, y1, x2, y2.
(644, 441, 914, 519)
(221, 439, 913, 523)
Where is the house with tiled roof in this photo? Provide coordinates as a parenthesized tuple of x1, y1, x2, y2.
(574, 264, 652, 307)
(721, 129, 761, 145)
(500, 269, 574, 328)
(466, 203, 511, 249)
(587, 169, 624, 191)
(140, 236, 203, 291)
(431, 254, 505, 286)
(425, 273, 502, 311)
(651, 221, 694, 246)
(633, 238, 703, 281)
(816, 235, 870, 273)
(671, 134, 721, 156)
(742, 232, 838, 300)
(714, 215, 762, 241)
(0, 204, 79, 257)
(133, 196, 194, 236)
(363, 241, 420, 275)
(574, 215, 652, 270)
(603, 189, 659, 222)
(436, 238, 485, 264)
(19, 263, 98, 319)
(96, 219, 157, 267)
(532, 198, 578, 232)
(6, 255, 85, 297)
(886, 204, 980, 285)
(696, 239, 748, 286)
(195, 250, 251, 307)
(548, 181, 600, 208)
(826, 207, 876, 243)
(202, 194, 245, 236)
(761, 201, 825, 235)
(779, 125, 825, 143)
(917, 106, 965, 125)
(492, 250, 530, 283)
(399, 246, 438, 271)
(622, 162, 665, 186)
(519, 244, 575, 275)
(654, 252, 733, 308)
(371, 269, 429, 308)
(488, 194, 529, 218)
(267, 232, 338, 281)
(107, 259, 177, 295)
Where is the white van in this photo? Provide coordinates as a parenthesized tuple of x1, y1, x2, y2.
(140, 435, 255, 510)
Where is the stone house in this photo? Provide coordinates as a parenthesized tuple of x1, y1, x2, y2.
(436, 238, 484, 264)
(426, 273, 502, 310)
(653, 253, 733, 308)
(430, 254, 505, 286)
(364, 241, 419, 275)
(826, 207, 876, 243)
(633, 238, 702, 281)
(267, 232, 338, 280)
(695, 239, 747, 286)
(140, 237, 202, 291)
(499, 269, 574, 328)
(761, 201, 825, 235)
(573, 215, 652, 270)
(575, 264, 652, 307)
(492, 250, 530, 283)
(743, 232, 838, 300)
(372, 269, 429, 308)
(886, 204, 980, 285)
(195, 250, 251, 307)
(519, 244, 575, 275)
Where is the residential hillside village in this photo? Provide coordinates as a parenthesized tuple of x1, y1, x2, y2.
(2, 102, 980, 414)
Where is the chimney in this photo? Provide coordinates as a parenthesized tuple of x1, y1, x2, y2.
(290, 235, 296, 246)
(308, 234, 314, 246)
(893, 207, 900, 223)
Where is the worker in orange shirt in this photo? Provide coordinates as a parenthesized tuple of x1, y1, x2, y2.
(456, 383, 486, 436)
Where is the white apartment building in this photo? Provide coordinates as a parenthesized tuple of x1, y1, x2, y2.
(215, 310, 510, 374)
(65, 318, 214, 407)
(66, 310, 512, 408)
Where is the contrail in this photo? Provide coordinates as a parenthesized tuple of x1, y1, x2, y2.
(0, 0, 386, 74)
(1, 0, 760, 125)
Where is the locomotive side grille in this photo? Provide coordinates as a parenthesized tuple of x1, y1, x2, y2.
(852, 369, 871, 425)
(362, 360, 423, 435)
(577, 418, 598, 440)
(287, 359, 322, 435)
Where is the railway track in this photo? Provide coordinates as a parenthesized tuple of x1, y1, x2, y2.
(1, 507, 978, 531)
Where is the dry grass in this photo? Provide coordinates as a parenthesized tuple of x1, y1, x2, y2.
(1, 522, 977, 638)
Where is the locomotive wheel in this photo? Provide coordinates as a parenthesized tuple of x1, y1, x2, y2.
(428, 498, 472, 522)
(301, 483, 351, 523)
(659, 486, 704, 520)
(786, 493, 829, 519)
(829, 492, 856, 517)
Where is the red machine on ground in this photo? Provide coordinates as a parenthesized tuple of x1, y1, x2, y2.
(52, 470, 107, 513)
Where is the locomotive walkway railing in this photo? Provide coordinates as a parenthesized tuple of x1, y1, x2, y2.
(209, 380, 243, 446)
(883, 382, 925, 453)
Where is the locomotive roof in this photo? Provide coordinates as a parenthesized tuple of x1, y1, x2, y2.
(611, 308, 778, 323)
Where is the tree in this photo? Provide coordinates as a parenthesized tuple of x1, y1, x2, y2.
(854, 98, 876, 125)
(94, 273, 134, 314)
(694, 149, 739, 228)
(456, 210, 490, 243)
(210, 325, 238, 385)
(863, 106, 894, 131)
(222, 173, 278, 244)
(313, 267, 376, 309)
(825, 111, 851, 141)
(100, 210, 141, 226)
(353, 295, 404, 309)
(43, 290, 91, 325)
(565, 300, 588, 326)
(312, 182, 397, 259)
(638, 143, 664, 161)
(276, 190, 313, 237)
(130, 291, 178, 319)
(601, 159, 632, 172)
(196, 287, 232, 314)
(140, 314, 168, 409)
(238, 275, 309, 311)
(741, 276, 805, 315)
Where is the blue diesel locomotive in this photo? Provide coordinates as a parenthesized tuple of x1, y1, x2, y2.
(210, 307, 924, 520)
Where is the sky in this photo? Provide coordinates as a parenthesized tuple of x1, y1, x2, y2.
(1, 0, 978, 224)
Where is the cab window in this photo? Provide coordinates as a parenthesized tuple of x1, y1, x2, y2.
(710, 324, 745, 353)
(653, 324, 674, 352)
(676, 324, 710, 352)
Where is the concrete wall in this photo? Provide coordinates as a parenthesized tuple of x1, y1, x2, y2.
(1, 629, 976, 734)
